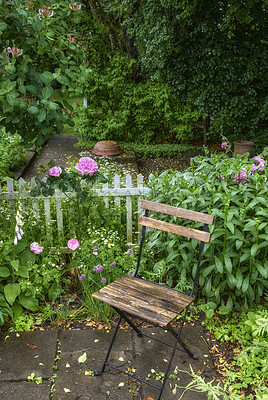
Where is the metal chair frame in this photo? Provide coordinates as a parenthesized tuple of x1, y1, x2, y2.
(93, 200, 214, 399)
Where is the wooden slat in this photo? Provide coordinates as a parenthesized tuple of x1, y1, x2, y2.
(100, 286, 177, 320)
(92, 291, 171, 326)
(138, 216, 211, 242)
(141, 200, 214, 225)
(108, 280, 185, 314)
(117, 276, 193, 309)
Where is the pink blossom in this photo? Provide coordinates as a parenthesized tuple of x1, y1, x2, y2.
(69, 4, 81, 11)
(258, 161, 265, 171)
(221, 141, 227, 149)
(101, 277, 107, 284)
(234, 167, 250, 184)
(75, 157, 98, 176)
(67, 35, 76, 42)
(93, 264, 103, 273)
(220, 175, 224, 180)
(253, 156, 264, 163)
(7, 46, 23, 58)
(39, 8, 53, 17)
(49, 166, 62, 177)
(79, 274, 86, 280)
(30, 242, 44, 254)
(67, 239, 79, 250)
(127, 248, 133, 254)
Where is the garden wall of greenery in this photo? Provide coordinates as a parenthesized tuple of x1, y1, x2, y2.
(1, 1, 267, 149)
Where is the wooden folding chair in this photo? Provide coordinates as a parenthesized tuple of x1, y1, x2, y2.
(92, 200, 214, 399)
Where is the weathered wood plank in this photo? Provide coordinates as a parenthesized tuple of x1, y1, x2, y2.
(92, 291, 171, 326)
(100, 285, 177, 320)
(108, 280, 183, 314)
(141, 199, 214, 225)
(118, 275, 193, 308)
(138, 216, 211, 242)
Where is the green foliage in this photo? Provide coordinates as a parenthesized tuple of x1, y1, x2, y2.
(75, 52, 202, 143)
(0, 128, 26, 179)
(146, 150, 268, 309)
(123, 0, 268, 144)
(73, 227, 138, 321)
(0, 0, 87, 148)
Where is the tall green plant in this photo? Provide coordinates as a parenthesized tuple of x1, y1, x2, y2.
(146, 149, 268, 309)
(0, 0, 87, 148)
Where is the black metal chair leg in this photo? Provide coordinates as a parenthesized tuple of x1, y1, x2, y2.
(114, 308, 143, 337)
(94, 315, 122, 376)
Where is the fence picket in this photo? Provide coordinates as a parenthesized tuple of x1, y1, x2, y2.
(0, 176, 151, 245)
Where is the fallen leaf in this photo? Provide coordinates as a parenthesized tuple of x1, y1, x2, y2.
(118, 382, 124, 387)
(26, 344, 38, 349)
(64, 388, 71, 393)
(66, 363, 70, 368)
(78, 352, 87, 364)
(94, 339, 99, 343)
(118, 357, 124, 362)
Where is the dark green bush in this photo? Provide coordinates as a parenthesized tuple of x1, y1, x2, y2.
(146, 149, 268, 309)
(75, 52, 202, 144)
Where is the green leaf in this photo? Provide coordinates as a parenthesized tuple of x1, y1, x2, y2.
(4, 283, 21, 305)
(236, 269, 243, 289)
(214, 256, 223, 273)
(0, 21, 8, 31)
(224, 254, 232, 273)
(20, 250, 36, 265)
(0, 267, 10, 278)
(57, 75, 70, 86)
(218, 305, 231, 315)
(226, 222, 234, 234)
(250, 244, 259, 258)
(37, 109, 47, 122)
(16, 237, 26, 253)
(15, 266, 29, 278)
(42, 86, 53, 100)
(41, 71, 54, 86)
(242, 275, 249, 293)
(10, 260, 19, 272)
(18, 294, 39, 311)
(28, 106, 39, 114)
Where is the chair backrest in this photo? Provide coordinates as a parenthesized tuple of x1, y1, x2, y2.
(138, 200, 214, 242)
(135, 200, 214, 295)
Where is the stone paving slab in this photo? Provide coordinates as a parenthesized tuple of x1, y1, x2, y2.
(0, 381, 51, 400)
(0, 327, 211, 399)
(0, 331, 58, 381)
(53, 329, 135, 400)
(133, 326, 213, 400)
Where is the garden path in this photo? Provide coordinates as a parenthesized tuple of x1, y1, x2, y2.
(0, 325, 214, 399)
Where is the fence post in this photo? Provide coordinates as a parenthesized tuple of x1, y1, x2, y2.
(126, 174, 133, 245)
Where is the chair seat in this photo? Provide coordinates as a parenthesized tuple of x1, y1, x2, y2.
(92, 275, 194, 327)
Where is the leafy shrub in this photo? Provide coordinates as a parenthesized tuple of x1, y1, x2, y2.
(76, 52, 202, 144)
(146, 149, 268, 309)
(0, 128, 26, 179)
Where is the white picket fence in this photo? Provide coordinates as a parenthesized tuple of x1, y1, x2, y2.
(0, 174, 151, 245)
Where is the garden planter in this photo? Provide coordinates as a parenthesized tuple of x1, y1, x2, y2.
(234, 140, 254, 156)
(92, 140, 121, 156)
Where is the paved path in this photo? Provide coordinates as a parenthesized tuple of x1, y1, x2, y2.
(0, 326, 213, 399)
(21, 135, 139, 182)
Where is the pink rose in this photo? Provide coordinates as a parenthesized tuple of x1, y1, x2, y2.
(67, 238, 79, 250)
(75, 157, 98, 176)
(49, 166, 62, 177)
(30, 242, 44, 254)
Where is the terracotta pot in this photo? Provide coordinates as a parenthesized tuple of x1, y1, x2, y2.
(234, 140, 254, 156)
(92, 140, 121, 156)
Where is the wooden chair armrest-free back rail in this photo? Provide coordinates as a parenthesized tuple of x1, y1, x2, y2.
(92, 200, 214, 400)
